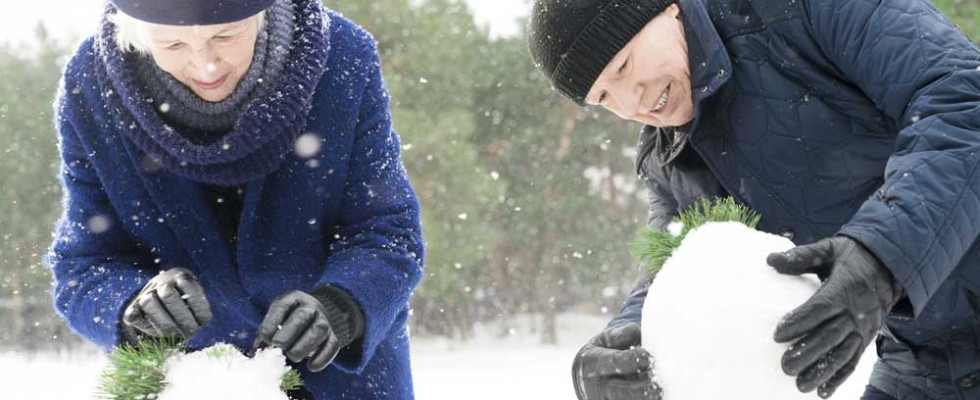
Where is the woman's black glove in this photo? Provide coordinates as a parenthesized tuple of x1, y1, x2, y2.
(572, 322, 661, 400)
(767, 236, 904, 399)
(122, 267, 212, 339)
(251, 287, 364, 372)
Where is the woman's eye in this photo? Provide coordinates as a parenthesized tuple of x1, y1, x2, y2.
(213, 35, 233, 42)
(166, 43, 185, 51)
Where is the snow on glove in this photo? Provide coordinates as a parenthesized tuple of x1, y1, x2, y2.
(572, 322, 662, 400)
(767, 236, 904, 399)
(122, 267, 213, 339)
(251, 288, 363, 372)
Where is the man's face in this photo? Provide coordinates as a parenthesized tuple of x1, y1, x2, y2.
(141, 18, 260, 102)
(585, 4, 693, 128)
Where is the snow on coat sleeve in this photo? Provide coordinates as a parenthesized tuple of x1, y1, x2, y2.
(45, 56, 154, 350)
(806, 0, 980, 315)
(313, 40, 424, 373)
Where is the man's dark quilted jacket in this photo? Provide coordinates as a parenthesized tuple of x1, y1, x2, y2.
(608, 0, 980, 398)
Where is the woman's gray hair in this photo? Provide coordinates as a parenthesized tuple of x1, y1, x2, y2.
(108, 9, 267, 54)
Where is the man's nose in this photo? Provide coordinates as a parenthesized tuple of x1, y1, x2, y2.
(611, 82, 643, 118)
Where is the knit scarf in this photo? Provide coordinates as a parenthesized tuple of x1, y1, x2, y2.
(95, 0, 331, 185)
(132, 0, 295, 144)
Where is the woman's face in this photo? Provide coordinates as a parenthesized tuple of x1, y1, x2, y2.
(140, 17, 260, 102)
(585, 4, 693, 128)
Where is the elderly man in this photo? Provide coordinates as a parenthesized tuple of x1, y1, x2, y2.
(528, 0, 980, 399)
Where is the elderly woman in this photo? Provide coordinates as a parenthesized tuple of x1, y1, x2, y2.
(45, 0, 423, 398)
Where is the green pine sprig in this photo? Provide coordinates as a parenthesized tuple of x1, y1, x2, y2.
(280, 368, 303, 393)
(97, 338, 304, 400)
(97, 337, 182, 400)
(630, 197, 761, 273)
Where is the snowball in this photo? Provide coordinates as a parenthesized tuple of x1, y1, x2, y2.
(157, 343, 293, 400)
(642, 222, 875, 400)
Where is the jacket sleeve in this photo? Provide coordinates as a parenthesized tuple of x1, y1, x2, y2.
(313, 42, 424, 373)
(606, 170, 673, 327)
(45, 65, 154, 350)
(804, 0, 980, 315)
(608, 129, 726, 327)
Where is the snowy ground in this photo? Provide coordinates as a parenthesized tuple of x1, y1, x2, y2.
(0, 313, 603, 400)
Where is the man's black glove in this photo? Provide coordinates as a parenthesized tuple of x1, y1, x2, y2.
(572, 322, 661, 400)
(767, 236, 904, 399)
(251, 288, 364, 372)
(122, 267, 213, 338)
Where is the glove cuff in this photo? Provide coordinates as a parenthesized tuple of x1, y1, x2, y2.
(119, 320, 142, 346)
(308, 286, 365, 349)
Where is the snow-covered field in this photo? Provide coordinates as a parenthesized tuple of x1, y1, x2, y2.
(1, 314, 602, 400)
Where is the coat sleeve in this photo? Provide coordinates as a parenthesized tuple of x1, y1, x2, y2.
(803, 0, 980, 315)
(45, 63, 154, 350)
(313, 42, 424, 373)
(606, 166, 673, 327)
(608, 129, 726, 327)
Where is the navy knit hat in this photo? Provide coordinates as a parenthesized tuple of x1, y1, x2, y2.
(110, 0, 276, 25)
(528, 0, 676, 105)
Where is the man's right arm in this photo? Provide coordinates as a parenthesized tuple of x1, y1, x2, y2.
(609, 128, 726, 327)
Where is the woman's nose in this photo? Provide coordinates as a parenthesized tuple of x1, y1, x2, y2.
(188, 46, 219, 74)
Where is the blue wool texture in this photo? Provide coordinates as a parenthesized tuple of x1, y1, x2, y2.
(46, 0, 424, 398)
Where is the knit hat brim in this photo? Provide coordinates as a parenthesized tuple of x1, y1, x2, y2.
(111, 0, 276, 25)
(549, 0, 675, 106)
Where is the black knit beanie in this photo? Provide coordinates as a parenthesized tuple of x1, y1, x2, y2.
(110, 0, 276, 25)
(528, 0, 677, 106)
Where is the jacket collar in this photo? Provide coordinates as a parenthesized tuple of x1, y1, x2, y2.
(637, 0, 733, 170)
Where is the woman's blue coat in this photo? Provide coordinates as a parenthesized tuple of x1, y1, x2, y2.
(45, 1, 424, 399)
(611, 0, 980, 398)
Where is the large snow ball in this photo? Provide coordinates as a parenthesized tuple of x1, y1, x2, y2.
(641, 222, 876, 399)
(158, 344, 297, 400)
(99, 341, 302, 400)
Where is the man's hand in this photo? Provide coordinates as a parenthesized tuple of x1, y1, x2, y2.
(572, 322, 661, 400)
(767, 236, 903, 398)
(122, 267, 212, 338)
(252, 291, 341, 372)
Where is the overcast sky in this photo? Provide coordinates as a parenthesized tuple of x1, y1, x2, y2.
(0, 0, 530, 46)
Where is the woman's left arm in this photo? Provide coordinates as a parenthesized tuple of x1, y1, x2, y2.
(313, 45, 424, 372)
(802, 0, 980, 316)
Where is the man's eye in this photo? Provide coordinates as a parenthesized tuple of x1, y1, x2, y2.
(598, 92, 608, 104)
(618, 56, 630, 74)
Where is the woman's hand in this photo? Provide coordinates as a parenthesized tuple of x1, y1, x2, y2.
(122, 267, 213, 338)
(252, 290, 343, 372)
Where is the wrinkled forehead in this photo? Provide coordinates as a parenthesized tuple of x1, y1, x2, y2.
(142, 19, 252, 40)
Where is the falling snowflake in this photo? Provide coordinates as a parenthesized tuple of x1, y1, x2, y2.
(294, 133, 321, 158)
(88, 215, 112, 234)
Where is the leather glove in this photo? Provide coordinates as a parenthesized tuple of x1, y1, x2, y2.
(122, 267, 213, 338)
(767, 236, 904, 398)
(251, 288, 363, 372)
(572, 322, 662, 400)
